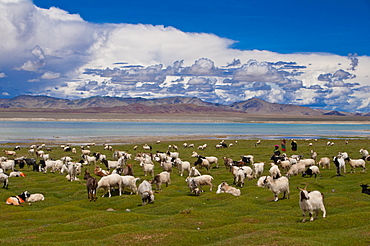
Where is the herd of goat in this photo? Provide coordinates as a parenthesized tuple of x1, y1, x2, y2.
(1, 140, 369, 223)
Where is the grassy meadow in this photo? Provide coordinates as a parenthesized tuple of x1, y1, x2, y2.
(0, 137, 369, 246)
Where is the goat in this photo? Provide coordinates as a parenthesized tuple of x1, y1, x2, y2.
(240, 155, 254, 165)
(67, 162, 78, 182)
(253, 162, 264, 178)
(185, 175, 214, 194)
(121, 175, 141, 195)
(298, 185, 326, 222)
(172, 158, 191, 177)
(234, 167, 245, 188)
(216, 182, 241, 196)
(302, 166, 320, 178)
(6, 191, 30, 205)
(140, 162, 154, 177)
(97, 174, 123, 197)
(150, 171, 171, 190)
(0, 160, 15, 172)
(333, 155, 346, 175)
(160, 161, 172, 173)
(84, 169, 98, 202)
(299, 158, 316, 167)
(345, 157, 366, 173)
(360, 184, 370, 195)
(263, 176, 290, 201)
(26, 193, 45, 203)
(3, 149, 16, 158)
(318, 157, 331, 169)
(189, 166, 201, 177)
(194, 156, 211, 171)
(94, 165, 109, 177)
(286, 162, 307, 178)
(0, 172, 9, 189)
(359, 149, 369, 159)
(138, 180, 154, 205)
(269, 163, 281, 179)
(123, 163, 134, 176)
(223, 157, 233, 170)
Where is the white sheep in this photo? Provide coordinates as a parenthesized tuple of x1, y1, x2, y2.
(345, 157, 366, 173)
(253, 162, 264, 178)
(298, 186, 326, 222)
(263, 176, 290, 202)
(26, 193, 45, 202)
(318, 157, 331, 169)
(151, 171, 171, 190)
(97, 174, 123, 197)
(140, 162, 155, 177)
(138, 180, 155, 205)
(216, 182, 241, 196)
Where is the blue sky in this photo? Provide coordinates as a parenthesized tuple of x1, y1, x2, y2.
(33, 0, 370, 56)
(1, 0, 370, 113)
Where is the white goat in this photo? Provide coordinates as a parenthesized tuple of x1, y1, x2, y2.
(189, 166, 201, 177)
(318, 157, 331, 169)
(121, 176, 141, 195)
(269, 163, 281, 179)
(298, 186, 326, 222)
(151, 171, 171, 190)
(160, 161, 172, 172)
(185, 175, 213, 193)
(359, 149, 369, 159)
(299, 158, 315, 167)
(140, 162, 154, 177)
(345, 157, 366, 173)
(263, 176, 290, 201)
(302, 166, 321, 178)
(67, 162, 78, 182)
(333, 155, 346, 175)
(97, 174, 123, 197)
(0, 160, 15, 172)
(234, 167, 245, 188)
(216, 182, 241, 196)
(253, 162, 264, 178)
(256, 176, 267, 187)
(26, 193, 45, 202)
(138, 180, 155, 205)
(286, 162, 306, 178)
(172, 158, 191, 177)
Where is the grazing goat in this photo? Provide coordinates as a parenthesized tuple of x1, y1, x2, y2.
(3, 149, 16, 158)
(194, 156, 211, 171)
(185, 175, 214, 194)
(286, 162, 306, 178)
(26, 193, 45, 203)
(97, 174, 123, 197)
(6, 191, 30, 205)
(151, 171, 171, 190)
(121, 175, 141, 195)
(240, 155, 254, 165)
(138, 180, 154, 205)
(263, 176, 290, 202)
(223, 157, 233, 170)
(172, 158, 191, 177)
(302, 166, 320, 178)
(345, 157, 366, 173)
(123, 163, 134, 176)
(84, 169, 98, 202)
(298, 186, 326, 222)
(360, 184, 370, 195)
(0, 160, 15, 172)
(160, 161, 173, 173)
(216, 182, 241, 196)
(299, 158, 316, 167)
(0, 172, 9, 189)
(333, 155, 346, 175)
(318, 157, 331, 169)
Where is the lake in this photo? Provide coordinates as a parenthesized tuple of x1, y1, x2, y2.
(0, 121, 369, 144)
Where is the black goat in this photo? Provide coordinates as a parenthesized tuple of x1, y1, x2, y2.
(360, 184, 370, 195)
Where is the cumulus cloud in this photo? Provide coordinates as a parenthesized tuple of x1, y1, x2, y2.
(0, 0, 370, 112)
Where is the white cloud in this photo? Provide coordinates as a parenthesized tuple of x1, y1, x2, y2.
(41, 71, 61, 80)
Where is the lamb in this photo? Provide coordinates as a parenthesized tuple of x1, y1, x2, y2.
(185, 175, 214, 194)
(298, 185, 326, 222)
(26, 193, 45, 203)
(286, 162, 306, 178)
(263, 176, 290, 202)
(216, 182, 241, 196)
(138, 180, 155, 205)
(97, 174, 123, 197)
(253, 162, 264, 178)
(318, 157, 331, 169)
(150, 171, 171, 190)
(345, 157, 366, 173)
(140, 162, 155, 177)
(269, 163, 281, 179)
(302, 166, 320, 178)
(121, 175, 141, 195)
(0, 172, 9, 189)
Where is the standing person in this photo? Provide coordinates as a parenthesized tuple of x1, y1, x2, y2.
(291, 139, 298, 151)
(281, 139, 286, 152)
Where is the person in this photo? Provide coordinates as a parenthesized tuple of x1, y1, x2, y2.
(291, 139, 298, 151)
(281, 139, 286, 152)
(273, 145, 281, 156)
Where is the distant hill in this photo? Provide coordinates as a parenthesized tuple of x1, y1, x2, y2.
(0, 95, 360, 116)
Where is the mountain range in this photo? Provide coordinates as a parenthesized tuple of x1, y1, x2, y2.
(0, 95, 365, 116)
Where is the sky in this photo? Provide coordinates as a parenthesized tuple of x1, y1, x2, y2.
(1, 0, 370, 112)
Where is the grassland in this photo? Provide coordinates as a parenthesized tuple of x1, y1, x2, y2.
(0, 138, 369, 246)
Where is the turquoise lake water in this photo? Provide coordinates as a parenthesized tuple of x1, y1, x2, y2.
(0, 121, 369, 144)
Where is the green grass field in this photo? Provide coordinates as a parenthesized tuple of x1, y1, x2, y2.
(0, 138, 369, 246)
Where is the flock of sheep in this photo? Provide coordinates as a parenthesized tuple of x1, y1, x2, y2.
(1, 140, 369, 223)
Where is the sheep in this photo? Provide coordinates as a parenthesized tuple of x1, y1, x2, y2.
(138, 180, 155, 205)
(172, 158, 191, 177)
(189, 166, 201, 177)
(298, 186, 326, 222)
(253, 162, 264, 178)
(193, 156, 211, 171)
(277, 159, 292, 171)
(0, 160, 15, 172)
(286, 162, 306, 178)
(0, 172, 9, 189)
(101, 159, 120, 171)
(140, 162, 154, 177)
(6, 191, 30, 205)
(302, 166, 320, 178)
(150, 171, 171, 190)
(39, 160, 59, 173)
(185, 175, 214, 194)
(81, 149, 91, 156)
(230, 166, 253, 185)
(299, 158, 315, 167)
(97, 174, 123, 197)
(234, 167, 245, 188)
(269, 163, 281, 179)
(160, 161, 172, 172)
(240, 166, 254, 180)
(216, 182, 241, 196)
(318, 157, 331, 169)
(192, 153, 218, 168)
(263, 176, 290, 202)
(345, 157, 366, 173)
(83, 155, 97, 166)
(360, 184, 370, 195)
(166, 150, 179, 159)
(121, 175, 141, 195)
(26, 193, 45, 203)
